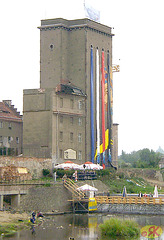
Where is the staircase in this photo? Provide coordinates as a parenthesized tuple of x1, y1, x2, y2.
(63, 178, 85, 199)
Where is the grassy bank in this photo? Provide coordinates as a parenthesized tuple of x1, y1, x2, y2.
(0, 212, 39, 237)
(0, 221, 29, 236)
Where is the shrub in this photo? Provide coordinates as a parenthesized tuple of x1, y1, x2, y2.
(42, 169, 50, 177)
(99, 218, 140, 239)
(55, 169, 75, 179)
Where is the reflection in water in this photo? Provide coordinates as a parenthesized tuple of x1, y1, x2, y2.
(3, 213, 164, 240)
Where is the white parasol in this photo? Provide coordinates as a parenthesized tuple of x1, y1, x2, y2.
(80, 161, 103, 170)
(54, 161, 81, 170)
(77, 184, 98, 192)
(153, 184, 158, 198)
(122, 186, 127, 197)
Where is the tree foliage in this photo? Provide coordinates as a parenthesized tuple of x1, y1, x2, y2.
(119, 148, 161, 168)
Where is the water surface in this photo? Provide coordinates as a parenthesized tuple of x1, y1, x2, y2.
(4, 213, 164, 240)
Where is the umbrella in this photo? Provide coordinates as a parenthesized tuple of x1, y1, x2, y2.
(77, 184, 98, 192)
(122, 186, 127, 197)
(80, 162, 103, 170)
(54, 161, 81, 170)
(153, 185, 158, 198)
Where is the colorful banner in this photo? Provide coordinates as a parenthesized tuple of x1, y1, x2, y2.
(90, 47, 94, 163)
(101, 50, 105, 168)
(96, 48, 100, 164)
(107, 52, 112, 162)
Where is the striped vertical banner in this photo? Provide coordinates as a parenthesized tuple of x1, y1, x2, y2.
(107, 51, 112, 163)
(96, 48, 100, 164)
(90, 46, 95, 163)
(101, 50, 106, 169)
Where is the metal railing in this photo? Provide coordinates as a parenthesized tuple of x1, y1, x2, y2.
(64, 178, 85, 199)
(95, 196, 164, 205)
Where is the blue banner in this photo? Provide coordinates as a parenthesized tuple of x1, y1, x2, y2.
(90, 47, 94, 163)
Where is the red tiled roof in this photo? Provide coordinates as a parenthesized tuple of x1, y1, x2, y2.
(0, 102, 22, 123)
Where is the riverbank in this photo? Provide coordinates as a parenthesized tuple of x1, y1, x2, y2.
(0, 211, 30, 236)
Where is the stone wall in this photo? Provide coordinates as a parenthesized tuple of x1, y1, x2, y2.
(97, 203, 164, 215)
(0, 157, 52, 179)
(19, 184, 72, 213)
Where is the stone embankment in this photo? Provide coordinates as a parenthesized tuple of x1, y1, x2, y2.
(19, 180, 109, 213)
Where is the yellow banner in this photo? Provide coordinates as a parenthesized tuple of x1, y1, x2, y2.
(94, 129, 109, 159)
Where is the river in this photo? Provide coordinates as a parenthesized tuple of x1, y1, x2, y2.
(3, 213, 164, 240)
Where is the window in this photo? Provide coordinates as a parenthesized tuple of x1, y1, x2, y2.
(0, 122, 3, 128)
(70, 132, 73, 142)
(8, 122, 12, 129)
(60, 98, 63, 108)
(0, 136, 2, 143)
(70, 117, 73, 125)
(8, 136, 11, 143)
(60, 116, 63, 123)
(78, 117, 82, 126)
(78, 100, 82, 110)
(78, 151, 82, 160)
(78, 133, 82, 143)
(59, 131, 63, 141)
(70, 99, 74, 109)
(59, 149, 63, 159)
(16, 137, 19, 144)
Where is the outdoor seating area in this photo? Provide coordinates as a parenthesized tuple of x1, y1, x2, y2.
(54, 161, 103, 171)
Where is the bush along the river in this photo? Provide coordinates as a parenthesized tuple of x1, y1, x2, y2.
(99, 218, 140, 239)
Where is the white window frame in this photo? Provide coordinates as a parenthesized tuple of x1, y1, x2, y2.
(78, 133, 82, 143)
(78, 150, 82, 160)
(78, 100, 82, 110)
(78, 117, 82, 126)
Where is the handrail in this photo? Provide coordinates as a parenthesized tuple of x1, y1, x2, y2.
(63, 178, 85, 199)
(95, 196, 164, 205)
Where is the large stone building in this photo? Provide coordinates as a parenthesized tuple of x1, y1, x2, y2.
(23, 18, 118, 167)
(0, 100, 23, 156)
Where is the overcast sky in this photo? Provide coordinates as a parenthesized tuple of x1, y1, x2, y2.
(0, 0, 164, 155)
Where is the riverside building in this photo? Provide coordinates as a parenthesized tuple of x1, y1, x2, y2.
(23, 18, 118, 168)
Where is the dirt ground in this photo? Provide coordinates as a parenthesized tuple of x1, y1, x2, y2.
(0, 211, 29, 224)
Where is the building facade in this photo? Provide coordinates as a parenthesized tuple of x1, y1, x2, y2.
(23, 18, 118, 167)
(0, 100, 23, 156)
